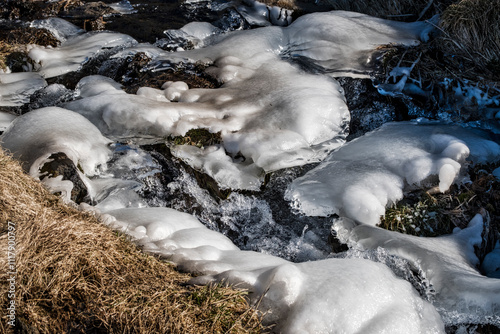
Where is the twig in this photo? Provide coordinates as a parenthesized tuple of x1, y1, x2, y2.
(418, 0, 434, 21)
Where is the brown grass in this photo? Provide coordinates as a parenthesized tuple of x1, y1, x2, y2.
(439, 0, 500, 70)
(0, 148, 264, 333)
(0, 27, 59, 72)
(321, 0, 444, 20)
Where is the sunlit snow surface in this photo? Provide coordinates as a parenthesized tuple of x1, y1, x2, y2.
(55, 11, 435, 190)
(286, 121, 500, 224)
(152, 10, 435, 75)
(3, 9, 500, 333)
(334, 215, 500, 326)
(92, 206, 444, 333)
(0, 107, 112, 177)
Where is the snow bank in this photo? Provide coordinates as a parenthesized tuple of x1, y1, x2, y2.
(282, 11, 436, 75)
(285, 122, 500, 224)
(27, 11, 436, 191)
(93, 206, 444, 333)
(334, 215, 500, 327)
(0, 72, 47, 106)
(0, 107, 112, 177)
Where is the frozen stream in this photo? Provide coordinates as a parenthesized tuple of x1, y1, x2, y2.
(1, 2, 500, 333)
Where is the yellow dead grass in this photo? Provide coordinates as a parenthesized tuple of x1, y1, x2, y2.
(0, 148, 264, 333)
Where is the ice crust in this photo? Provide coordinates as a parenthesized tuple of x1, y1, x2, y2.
(0, 112, 16, 131)
(0, 72, 47, 106)
(96, 206, 444, 334)
(64, 59, 348, 190)
(334, 215, 500, 326)
(27, 11, 435, 190)
(30, 17, 85, 42)
(286, 122, 500, 224)
(0, 107, 112, 177)
(28, 30, 137, 78)
(152, 10, 435, 75)
(233, 0, 293, 27)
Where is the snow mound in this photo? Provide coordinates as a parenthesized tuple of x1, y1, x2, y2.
(334, 214, 500, 327)
(0, 107, 112, 177)
(152, 10, 435, 76)
(65, 59, 348, 190)
(285, 122, 500, 224)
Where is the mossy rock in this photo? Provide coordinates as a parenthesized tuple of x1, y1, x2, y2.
(170, 128, 222, 148)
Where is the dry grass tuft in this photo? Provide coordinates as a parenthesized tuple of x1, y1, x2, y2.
(0, 148, 264, 333)
(322, 0, 447, 20)
(0, 27, 59, 72)
(439, 0, 500, 71)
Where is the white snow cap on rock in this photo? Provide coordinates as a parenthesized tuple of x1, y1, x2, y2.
(0, 107, 112, 177)
(28, 30, 136, 78)
(286, 121, 500, 224)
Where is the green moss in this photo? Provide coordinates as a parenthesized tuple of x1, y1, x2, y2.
(170, 128, 222, 148)
(379, 195, 454, 237)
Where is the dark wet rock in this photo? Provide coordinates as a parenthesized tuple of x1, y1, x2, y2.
(98, 52, 152, 87)
(101, 0, 193, 43)
(445, 324, 500, 334)
(114, 58, 220, 94)
(476, 209, 500, 273)
(337, 77, 398, 140)
(4, 51, 33, 72)
(141, 142, 231, 201)
(211, 8, 251, 32)
(21, 84, 75, 114)
(39, 152, 91, 204)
